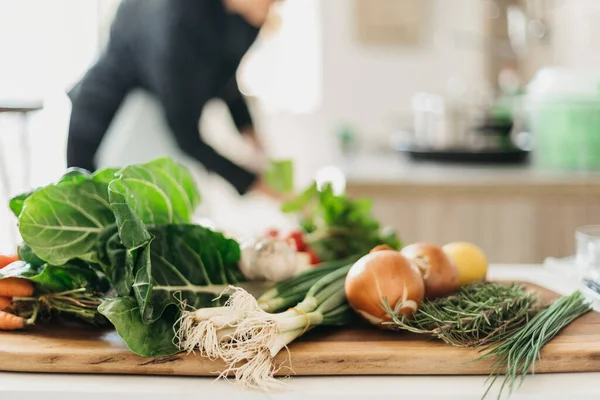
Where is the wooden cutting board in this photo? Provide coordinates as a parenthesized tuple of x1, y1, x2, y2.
(1, 283, 599, 377)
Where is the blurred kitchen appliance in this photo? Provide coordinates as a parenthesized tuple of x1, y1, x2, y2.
(398, 91, 529, 164)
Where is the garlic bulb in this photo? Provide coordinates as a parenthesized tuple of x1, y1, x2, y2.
(239, 237, 298, 282)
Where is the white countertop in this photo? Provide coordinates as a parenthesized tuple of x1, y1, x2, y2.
(341, 152, 600, 186)
(1, 264, 599, 400)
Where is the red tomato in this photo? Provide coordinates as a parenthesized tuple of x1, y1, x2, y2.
(306, 247, 321, 265)
(286, 230, 305, 252)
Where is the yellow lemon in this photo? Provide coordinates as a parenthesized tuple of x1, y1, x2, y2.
(442, 242, 488, 285)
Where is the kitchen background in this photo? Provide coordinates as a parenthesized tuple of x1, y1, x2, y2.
(1, 0, 600, 264)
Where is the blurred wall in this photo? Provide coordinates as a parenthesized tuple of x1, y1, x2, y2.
(549, 0, 600, 70)
(252, 0, 488, 189)
(319, 0, 487, 147)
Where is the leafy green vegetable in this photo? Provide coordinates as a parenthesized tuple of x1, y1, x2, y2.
(96, 225, 137, 296)
(90, 167, 119, 184)
(10, 156, 247, 357)
(108, 185, 152, 250)
(98, 297, 179, 357)
(0, 260, 101, 294)
(133, 224, 242, 323)
(9, 168, 95, 218)
(17, 243, 45, 267)
(55, 168, 91, 184)
(281, 182, 319, 214)
(107, 158, 200, 250)
(9, 191, 34, 218)
(15, 158, 196, 266)
(18, 176, 115, 265)
(109, 158, 201, 225)
(264, 159, 294, 194)
(282, 183, 401, 261)
(94, 223, 243, 355)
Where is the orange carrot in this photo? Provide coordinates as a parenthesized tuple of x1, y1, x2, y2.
(0, 278, 34, 297)
(0, 297, 11, 311)
(0, 310, 25, 330)
(0, 255, 19, 269)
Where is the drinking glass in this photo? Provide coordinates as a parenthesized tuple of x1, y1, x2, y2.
(575, 225, 600, 286)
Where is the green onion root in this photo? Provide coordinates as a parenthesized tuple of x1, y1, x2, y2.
(176, 264, 355, 389)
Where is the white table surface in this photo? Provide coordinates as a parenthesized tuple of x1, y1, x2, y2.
(1, 264, 599, 400)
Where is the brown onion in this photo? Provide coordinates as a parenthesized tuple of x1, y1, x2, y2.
(345, 250, 425, 328)
(370, 244, 395, 253)
(401, 243, 460, 299)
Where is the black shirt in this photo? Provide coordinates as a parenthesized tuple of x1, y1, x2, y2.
(67, 0, 260, 194)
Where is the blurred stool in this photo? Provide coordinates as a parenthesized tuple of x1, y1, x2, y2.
(0, 100, 43, 249)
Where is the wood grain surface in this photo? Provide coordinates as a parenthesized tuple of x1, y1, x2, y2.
(1, 284, 599, 377)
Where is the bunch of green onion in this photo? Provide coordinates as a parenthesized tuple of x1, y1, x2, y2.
(176, 259, 357, 389)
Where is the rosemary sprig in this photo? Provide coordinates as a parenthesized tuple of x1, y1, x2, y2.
(476, 290, 591, 400)
(382, 283, 541, 347)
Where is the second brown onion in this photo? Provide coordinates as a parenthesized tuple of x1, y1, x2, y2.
(401, 243, 460, 299)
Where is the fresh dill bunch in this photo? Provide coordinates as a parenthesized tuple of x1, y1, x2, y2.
(382, 282, 541, 347)
(476, 290, 591, 400)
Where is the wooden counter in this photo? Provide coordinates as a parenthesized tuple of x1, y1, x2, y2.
(342, 152, 600, 263)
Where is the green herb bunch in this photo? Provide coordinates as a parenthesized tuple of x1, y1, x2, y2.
(383, 283, 540, 347)
(282, 182, 401, 262)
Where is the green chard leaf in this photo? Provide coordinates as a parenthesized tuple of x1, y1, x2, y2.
(9, 191, 35, 218)
(98, 297, 179, 357)
(10, 156, 244, 357)
(98, 224, 243, 357)
(17, 243, 46, 267)
(17, 175, 115, 265)
(107, 158, 200, 250)
(0, 260, 101, 293)
(108, 183, 152, 251)
(90, 167, 119, 184)
(110, 158, 201, 225)
(133, 224, 242, 323)
(9, 168, 94, 218)
(96, 225, 136, 296)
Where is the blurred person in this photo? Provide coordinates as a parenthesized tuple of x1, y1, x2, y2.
(66, 0, 280, 198)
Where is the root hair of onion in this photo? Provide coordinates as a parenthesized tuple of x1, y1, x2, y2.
(175, 286, 265, 358)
